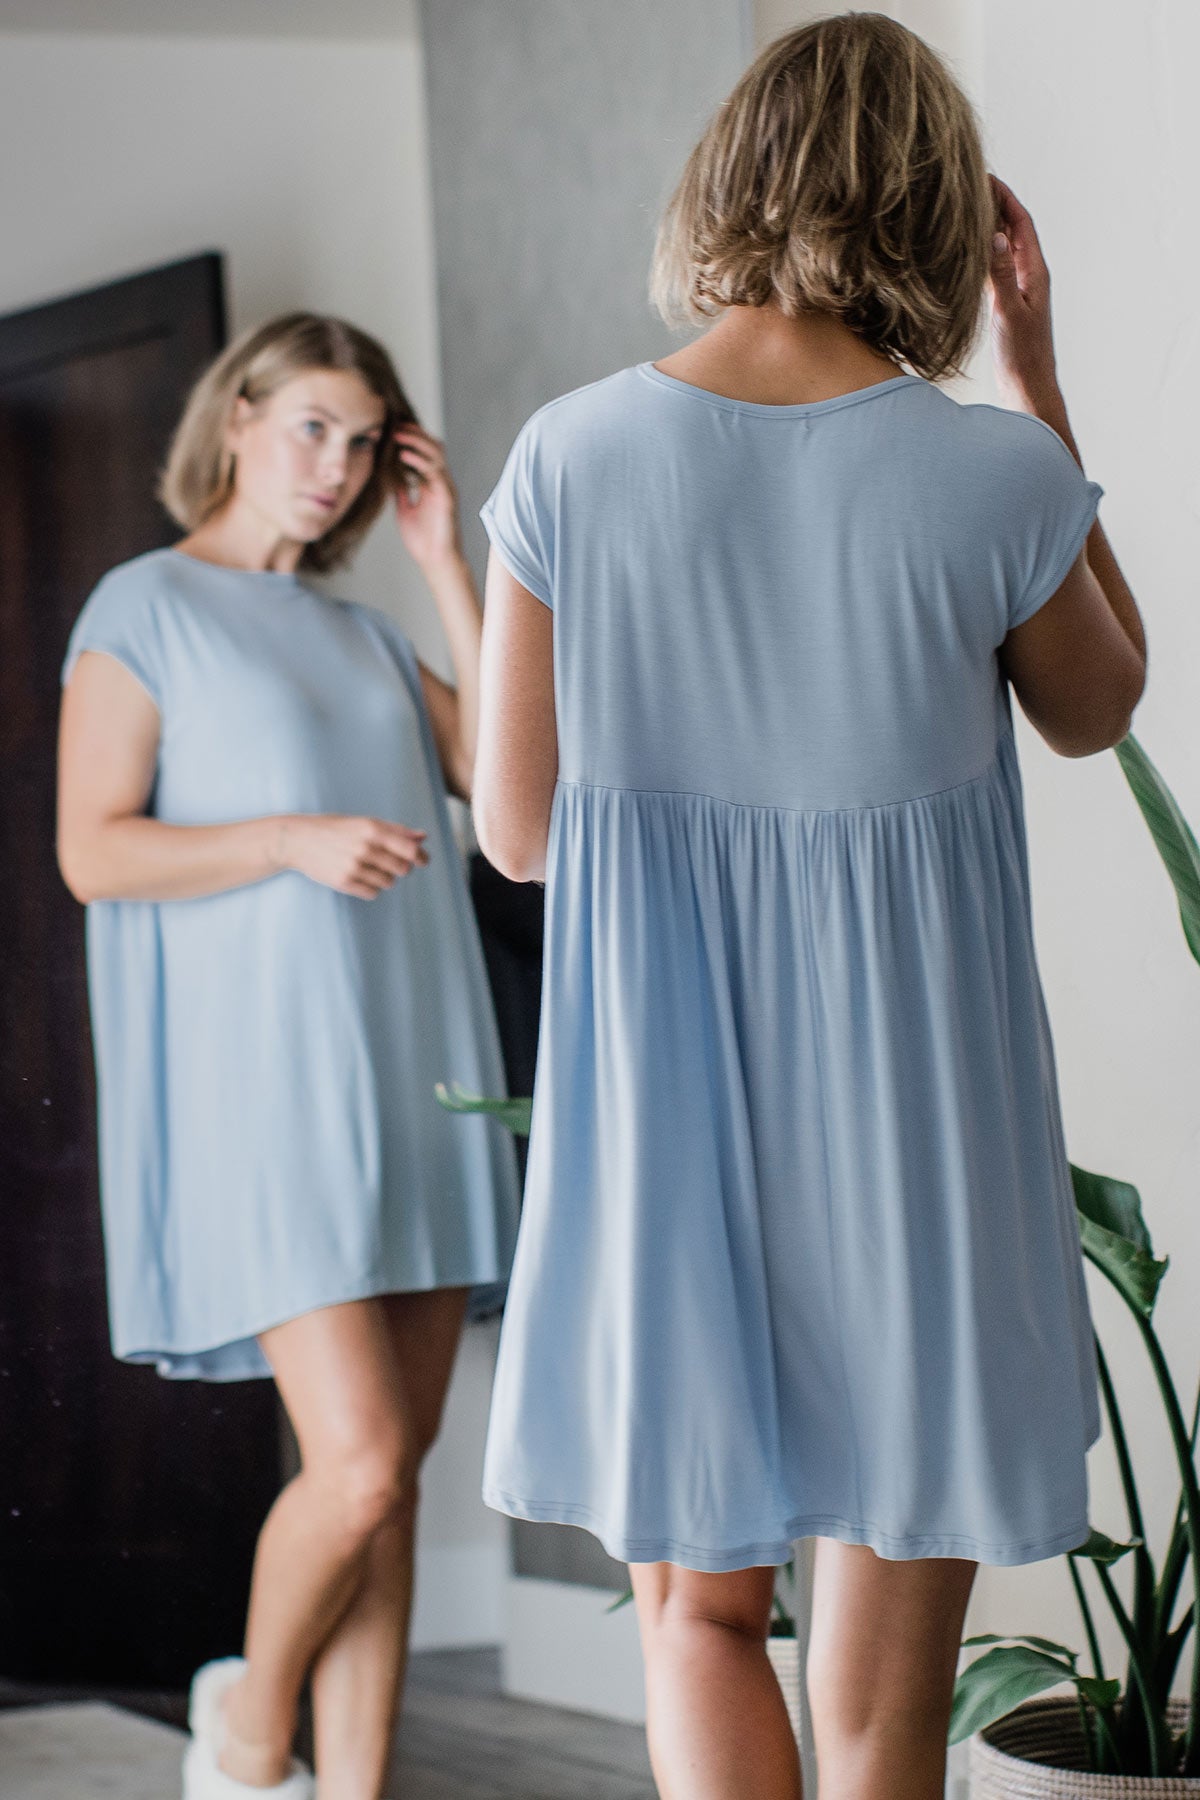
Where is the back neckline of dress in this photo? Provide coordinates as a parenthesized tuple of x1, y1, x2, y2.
(635, 361, 926, 420)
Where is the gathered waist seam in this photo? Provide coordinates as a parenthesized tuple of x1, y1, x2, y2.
(558, 730, 1013, 820)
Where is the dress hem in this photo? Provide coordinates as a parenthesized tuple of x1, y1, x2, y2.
(116, 1265, 511, 1380)
(481, 1487, 1093, 1571)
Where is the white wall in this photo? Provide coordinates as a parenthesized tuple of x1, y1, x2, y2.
(756, 0, 1200, 1754)
(975, 0, 1200, 1675)
(0, 19, 505, 1648)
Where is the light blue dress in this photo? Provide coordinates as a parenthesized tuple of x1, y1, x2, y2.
(478, 363, 1106, 1570)
(63, 548, 522, 1381)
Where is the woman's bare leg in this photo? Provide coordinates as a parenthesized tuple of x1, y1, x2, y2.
(805, 1539, 977, 1800)
(308, 1286, 470, 1797)
(630, 1561, 803, 1800)
(216, 1298, 424, 1788)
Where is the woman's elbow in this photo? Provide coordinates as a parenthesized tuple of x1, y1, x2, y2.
(57, 838, 98, 904)
(1077, 660, 1147, 755)
(472, 801, 546, 884)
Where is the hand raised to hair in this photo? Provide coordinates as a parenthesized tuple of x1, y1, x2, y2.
(392, 423, 463, 572)
(987, 175, 1061, 413)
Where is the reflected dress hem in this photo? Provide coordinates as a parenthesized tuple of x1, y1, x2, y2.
(110, 1267, 510, 1375)
(118, 1264, 512, 1383)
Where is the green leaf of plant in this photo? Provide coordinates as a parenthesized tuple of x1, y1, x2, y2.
(1071, 1528, 1144, 1566)
(1077, 1675, 1122, 1709)
(605, 1587, 634, 1613)
(1070, 1165, 1154, 1255)
(434, 1081, 532, 1137)
(962, 1632, 1079, 1660)
(1071, 1166, 1167, 1317)
(1076, 1212, 1169, 1319)
(1114, 734, 1200, 969)
(949, 1644, 1079, 1746)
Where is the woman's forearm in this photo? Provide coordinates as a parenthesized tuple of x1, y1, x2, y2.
(59, 813, 289, 904)
(424, 549, 483, 770)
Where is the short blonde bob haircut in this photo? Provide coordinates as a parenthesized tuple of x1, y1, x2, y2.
(650, 12, 996, 382)
(158, 312, 417, 573)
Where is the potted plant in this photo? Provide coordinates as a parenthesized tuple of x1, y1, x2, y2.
(952, 734, 1200, 1793)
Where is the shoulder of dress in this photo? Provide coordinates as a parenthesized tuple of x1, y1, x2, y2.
(339, 594, 399, 632)
(514, 366, 642, 449)
(91, 545, 176, 590)
(944, 394, 1069, 458)
(538, 365, 637, 417)
(75, 547, 184, 622)
(896, 391, 1079, 505)
(341, 597, 419, 663)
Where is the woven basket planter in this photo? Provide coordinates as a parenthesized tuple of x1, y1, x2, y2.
(970, 1696, 1200, 1797)
(766, 1632, 803, 1750)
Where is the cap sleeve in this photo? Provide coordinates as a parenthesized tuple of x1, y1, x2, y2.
(1002, 415, 1105, 632)
(479, 412, 554, 609)
(61, 564, 165, 708)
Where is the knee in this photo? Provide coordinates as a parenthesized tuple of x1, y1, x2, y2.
(805, 1640, 867, 1741)
(322, 1443, 421, 1543)
(806, 1640, 947, 1747)
(644, 1567, 773, 1648)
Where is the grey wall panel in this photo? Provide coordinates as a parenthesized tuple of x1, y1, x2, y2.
(419, 0, 750, 1589)
(420, 0, 751, 580)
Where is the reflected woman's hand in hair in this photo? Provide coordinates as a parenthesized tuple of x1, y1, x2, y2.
(392, 423, 463, 571)
(987, 174, 1060, 414)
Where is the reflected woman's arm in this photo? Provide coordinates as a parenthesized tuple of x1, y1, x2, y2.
(413, 556, 481, 801)
(394, 423, 482, 801)
(57, 649, 428, 903)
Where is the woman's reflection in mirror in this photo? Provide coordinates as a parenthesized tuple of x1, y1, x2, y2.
(56, 313, 520, 1798)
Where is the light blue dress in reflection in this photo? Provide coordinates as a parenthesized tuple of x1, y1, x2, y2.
(63, 549, 521, 1381)
(478, 363, 1105, 1570)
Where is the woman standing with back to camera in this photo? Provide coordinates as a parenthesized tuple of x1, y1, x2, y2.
(473, 15, 1146, 1800)
(57, 314, 521, 1799)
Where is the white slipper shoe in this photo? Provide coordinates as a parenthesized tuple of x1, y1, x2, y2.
(182, 1657, 314, 1799)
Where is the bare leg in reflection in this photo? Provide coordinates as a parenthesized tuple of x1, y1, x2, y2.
(215, 1287, 469, 1796)
(631, 1562, 802, 1800)
(308, 1288, 471, 1794)
(805, 1540, 977, 1800)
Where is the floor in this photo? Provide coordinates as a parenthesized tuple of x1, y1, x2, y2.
(0, 1647, 658, 1799)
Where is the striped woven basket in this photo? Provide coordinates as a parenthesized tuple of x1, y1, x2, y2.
(766, 1633, 804, 1749)
(970, 1696, 1200, 1797)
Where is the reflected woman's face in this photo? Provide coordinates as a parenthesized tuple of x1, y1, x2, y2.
(225, 367, 388, 546)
